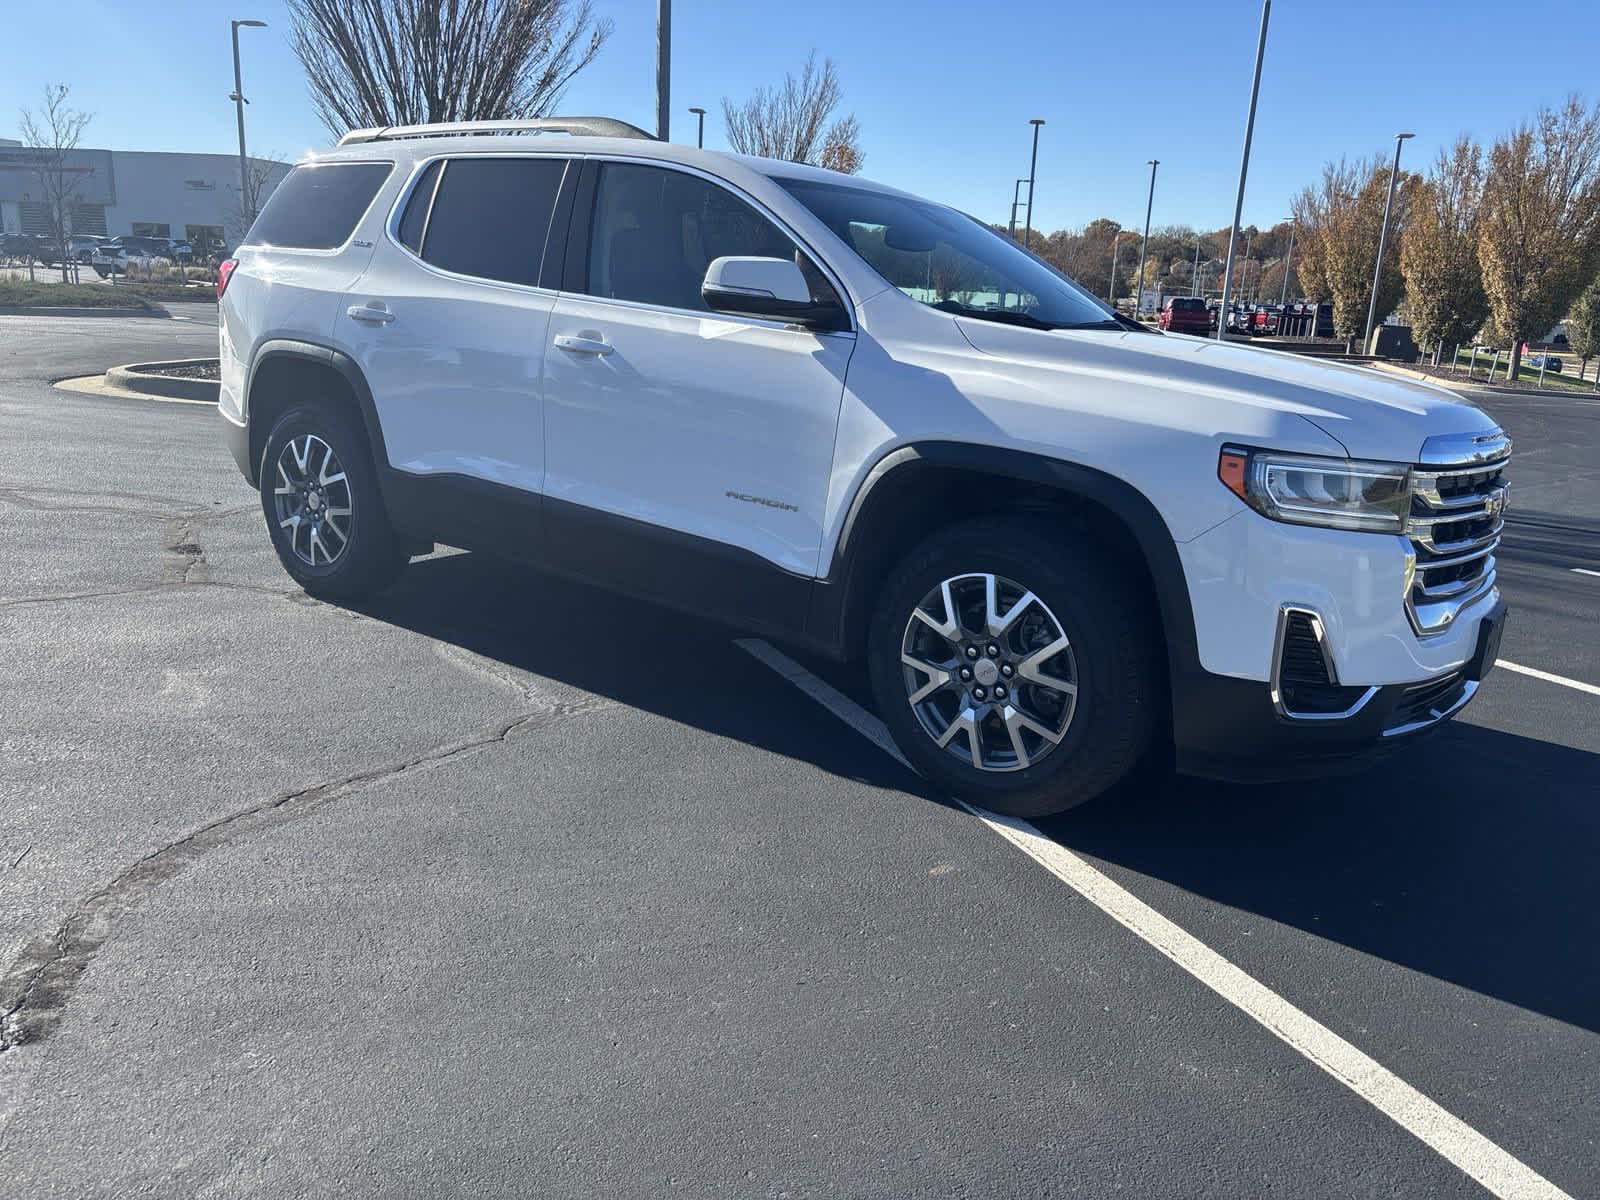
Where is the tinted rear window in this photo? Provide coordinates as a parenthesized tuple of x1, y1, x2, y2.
(1171, 298, 1204, 310)
(418, 157, 567, 286)
(245, 162, 393, 250)
(397, 161, 442, 254)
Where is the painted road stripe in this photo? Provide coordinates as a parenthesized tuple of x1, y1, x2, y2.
(1572, 568, 1600, 579)
(1500, 660, 1600, 697)
(736, 637, 1574, 1200)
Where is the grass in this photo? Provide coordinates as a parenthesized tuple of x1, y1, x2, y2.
(1446, 349, 1599, 393)
(0, 280, 153, 309)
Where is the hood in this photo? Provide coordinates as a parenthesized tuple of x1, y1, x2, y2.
(953, 320, 1499, 462)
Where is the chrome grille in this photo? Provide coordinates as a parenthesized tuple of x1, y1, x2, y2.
(1406, 433, 1509, 635)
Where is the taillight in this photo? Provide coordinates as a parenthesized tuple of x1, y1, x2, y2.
(216, 258, 238, 299)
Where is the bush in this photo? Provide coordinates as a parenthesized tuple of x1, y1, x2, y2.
(0, 281, 151, 309)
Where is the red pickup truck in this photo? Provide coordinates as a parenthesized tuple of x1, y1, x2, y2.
(1159, 296, 1211, 335)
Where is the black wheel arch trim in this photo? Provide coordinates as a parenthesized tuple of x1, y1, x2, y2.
(809, 441, 1203, 684)
(242, 339, 392, 489)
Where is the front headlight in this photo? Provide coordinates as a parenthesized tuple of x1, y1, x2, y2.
(1218, 445, 1411, 533)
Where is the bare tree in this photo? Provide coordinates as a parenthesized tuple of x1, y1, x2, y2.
(19, 84, 92, 284)
(286, 0, 612, 136)
(722, 53, 863, 174)
(1401, 137, 1489, 362)
(1478, 96, 1600, 380)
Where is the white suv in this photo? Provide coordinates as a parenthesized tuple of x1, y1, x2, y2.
(217, 117, 1509, 816)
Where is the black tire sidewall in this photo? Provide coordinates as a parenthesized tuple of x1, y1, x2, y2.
(867, 520, 1158, 817)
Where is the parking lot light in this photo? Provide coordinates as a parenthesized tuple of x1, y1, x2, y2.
(1364, 131, 1414, 353)
(688, 106, 705, 148)
(1023, 119, 1045, 250)
(1135, 159, 1159, 317)
(230, 19, 268, 231)
(1217, 0, 1271, 340)
(1278, 217, 1296, 312)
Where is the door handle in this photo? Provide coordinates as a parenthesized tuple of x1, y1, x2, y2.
(553, 333, 613, 356)
(347, 302, 395, 325)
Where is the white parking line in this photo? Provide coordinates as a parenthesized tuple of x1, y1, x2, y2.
(1500, 660, 1600, 697)
(1572, 568, 1600, 579)
(736, 637, 1575, 1200)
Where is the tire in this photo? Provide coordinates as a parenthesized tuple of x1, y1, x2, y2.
(866, 517, 1162, 817)
(258, 403, 408, 602)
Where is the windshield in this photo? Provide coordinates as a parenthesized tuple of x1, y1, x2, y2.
(776, 176, 1118, 330)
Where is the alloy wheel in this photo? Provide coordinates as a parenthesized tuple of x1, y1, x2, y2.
(900, 572, 1079, 771)
(272, 434, 353, 567)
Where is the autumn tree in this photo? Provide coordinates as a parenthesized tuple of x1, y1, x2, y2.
(1401, 137, 1489, 362)
(722, 53, 863, 173)
(1566, 276, 1600, 380)
(286, 0, 611, 136)
(19, 84, 92, 284)
(1294, 156, 1420, 349)
(1478, 96, 1600, 380)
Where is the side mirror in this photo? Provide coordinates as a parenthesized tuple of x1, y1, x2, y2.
(701, 256, 847, 330)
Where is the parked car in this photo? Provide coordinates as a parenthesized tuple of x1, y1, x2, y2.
(1158, 296, 1211, 335)
(92, 236, 173, 276)
(1, 233, 49, 262)
(217, 117, 1509, 816)
(1526, 353, 1563, 372)
(1251, 306, 1283, 336)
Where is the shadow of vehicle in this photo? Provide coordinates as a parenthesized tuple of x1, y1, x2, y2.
(355, 549, 1600, 1033)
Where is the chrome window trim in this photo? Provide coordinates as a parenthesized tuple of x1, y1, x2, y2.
(381, 151, 573, 297)
(576, 153, 859, 336)
(1269, 604, 1379, 722)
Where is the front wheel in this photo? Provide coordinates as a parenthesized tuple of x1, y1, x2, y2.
(867, 518, 1162, 817)
(259, 404, 408, 602)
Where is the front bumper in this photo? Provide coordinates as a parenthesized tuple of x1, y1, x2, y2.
(1174, 596, 1505, 782)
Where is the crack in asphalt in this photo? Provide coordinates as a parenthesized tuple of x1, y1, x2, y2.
(0, 696, 612, 1055)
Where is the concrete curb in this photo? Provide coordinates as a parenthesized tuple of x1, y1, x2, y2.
(106, 359, 221, 403)
(0, 301, 168, 318)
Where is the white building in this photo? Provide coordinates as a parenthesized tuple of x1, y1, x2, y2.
(0, 139, 290, 256)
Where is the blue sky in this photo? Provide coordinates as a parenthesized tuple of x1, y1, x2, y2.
(5, 0, 1598, 234)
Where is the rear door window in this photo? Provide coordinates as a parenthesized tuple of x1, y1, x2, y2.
(246, 161, 393, 250)
(414, 157, 568, 287)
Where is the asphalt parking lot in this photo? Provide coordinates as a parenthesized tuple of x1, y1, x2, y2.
(1, 309, 1597, 1198)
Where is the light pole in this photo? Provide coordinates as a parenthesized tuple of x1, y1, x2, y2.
(655, 0, 671, 142)
(229, 18, 267, 229)
(1217, 0, 1270, 340)
(1241, 231, 1253, 302)
(1191, 238, 1203, 297)
(1108, 230, 1121, 305)
(1133, 159, 1158, 315)
(1007, 177, 1028, 240)
(687, 106, 705, 148)
(1277, 217, 1296, 311)
(1363, 131, 1414, 352)
(1022, 118, 1045, 250)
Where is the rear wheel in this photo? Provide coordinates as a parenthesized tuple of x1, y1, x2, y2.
(259, 403, 408, 601)
(867, 518, 1162, 817)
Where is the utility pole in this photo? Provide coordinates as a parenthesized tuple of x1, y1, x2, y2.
(1134, 159, 1159, 315)
(1217, 0, 1270, 340)
(229, 18, 267, 229)
(1108, 231, 1121, 306)
(1278, 219, 1296, 310)
(1363, 131, 1414, 352)
(1023, 119, 1045, 250)
(655, 0, 671, 142)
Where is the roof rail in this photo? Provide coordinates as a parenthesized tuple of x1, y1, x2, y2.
(337, 117, 656, 146)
